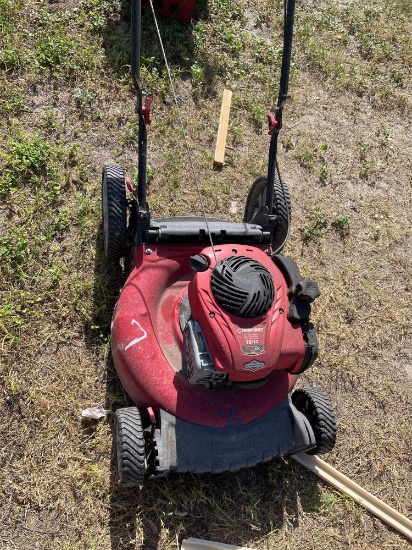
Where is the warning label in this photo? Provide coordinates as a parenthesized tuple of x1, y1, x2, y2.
(235, 323, 266, 355)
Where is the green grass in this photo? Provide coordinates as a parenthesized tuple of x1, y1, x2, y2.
(295, 1, 412, 110)
(300, 210, 351, 243)
(0, 130, 96, 344)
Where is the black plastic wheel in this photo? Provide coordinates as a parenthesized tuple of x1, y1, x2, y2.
(114, 407, 146, 487)
(243, 175, 291, 253)
(102, 164, 127, 261)
(292, 387, 337, 455)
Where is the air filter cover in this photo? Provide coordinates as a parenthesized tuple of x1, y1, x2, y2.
(211, 256, 274, 318)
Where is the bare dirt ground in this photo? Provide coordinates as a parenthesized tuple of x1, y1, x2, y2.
(0, 0, 411, 548)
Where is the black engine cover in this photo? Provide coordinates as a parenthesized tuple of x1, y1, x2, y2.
(210, 256, 274, 318)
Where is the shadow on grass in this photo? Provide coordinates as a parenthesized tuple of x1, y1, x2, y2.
(101, 0, 223, 100)
(106, 459, 322, 549)
(102, 3, 197, 76)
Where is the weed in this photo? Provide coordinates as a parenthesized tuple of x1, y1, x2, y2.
(162, 150, 183, 190)
(282, 137, 293, 151)
(253, 38, 282, 66)
(3, 137, 51, 189)
(191, 62, 206, 92)
(0, 290, 46, 341)
(331, 213, 350, 239)
(83, 463, 107, 496)
(53, 207, 72, 233)
(0, 86, 27, 115)
(294, 141, 316, 171)
(42, 109, 56, 128)
(75, 193, 98, 231)
(300, 210, 329, 242)
(230, 124, 244, 145)
(369, 225, 381, 240)
(146, 166, 155, 186)
(358, 141, 372, 180)
(358, 142, 369, 163)
(37, 34, 74, 69)
(319, 489, 340, 518)
(249, 104, 265, 128)
(75, 88, 96, 111)
(297, 2, 412, 105)
(0, 136, 78, 206)
(300, 211, 350, 242)
(208, 0, 245, 21)
(319, 161, 330, 184)
(0, 232, 28, 278)
(7, 370, 19, 395)
(0, 47, 25, 72)
(233, 94, 266, 128)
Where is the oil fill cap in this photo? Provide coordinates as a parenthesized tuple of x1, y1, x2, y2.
(190, 254, 209, 272)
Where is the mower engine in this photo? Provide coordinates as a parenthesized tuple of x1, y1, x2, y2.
(183, 244, 320, 389)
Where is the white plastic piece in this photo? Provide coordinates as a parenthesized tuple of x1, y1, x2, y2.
(81, 405, 106, 420)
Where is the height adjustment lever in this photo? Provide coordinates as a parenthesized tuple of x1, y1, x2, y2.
(267, 112, 279, 135)
(141, 97, 153, 125)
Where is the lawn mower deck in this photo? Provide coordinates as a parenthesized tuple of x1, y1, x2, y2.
(103, 0, 337, 486)
(111, 235, 319, 476)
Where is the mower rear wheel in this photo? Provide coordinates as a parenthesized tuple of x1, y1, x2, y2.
(292, 387, 337, 455)
(243, 175, 291, 253)
(102, 164, 127, 261)
(114, 407, 146, 487)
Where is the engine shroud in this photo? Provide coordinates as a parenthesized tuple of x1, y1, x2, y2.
(188, 246, 304, 383)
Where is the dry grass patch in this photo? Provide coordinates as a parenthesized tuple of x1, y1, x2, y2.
(1, 0, 411, 548)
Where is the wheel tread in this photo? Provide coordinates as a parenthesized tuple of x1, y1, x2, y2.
(292, 387, 337, 455)
(102, 164, 127, 261)
(243, 175, 291, 253)
(114, 407, 146, 487)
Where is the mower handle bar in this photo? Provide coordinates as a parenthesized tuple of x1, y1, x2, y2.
(131, 0, 295, 233)
(131, 0, 148, 207)
(266, 0, 295, 220)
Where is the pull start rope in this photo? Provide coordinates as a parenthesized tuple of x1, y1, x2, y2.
(148, 0, 218, 265)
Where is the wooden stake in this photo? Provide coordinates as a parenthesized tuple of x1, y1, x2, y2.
(292, 453, 412, 540)
(213, 89, 233, 167)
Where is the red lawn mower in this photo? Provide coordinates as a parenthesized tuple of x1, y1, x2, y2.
(102, 0, 337, 486)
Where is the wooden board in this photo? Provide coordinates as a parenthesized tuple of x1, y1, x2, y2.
(292, 453, 412, 540)
(181, 538, 257, 550)
(213, 89, 233, 167)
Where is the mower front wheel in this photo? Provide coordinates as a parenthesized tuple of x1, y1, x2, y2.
(292, 387, 337, 455)
(102, 164, 127, 261)
(244, 175, 291, 253)
(114, 407, 147, 487)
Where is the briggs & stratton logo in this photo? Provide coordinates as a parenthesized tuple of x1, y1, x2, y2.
(244, 360, 265, 371)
